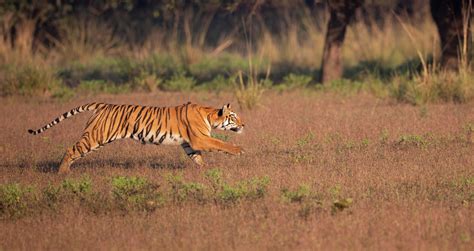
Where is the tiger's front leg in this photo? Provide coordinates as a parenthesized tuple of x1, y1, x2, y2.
(181, 142, 204, 167)
(189, 137, 244, 155)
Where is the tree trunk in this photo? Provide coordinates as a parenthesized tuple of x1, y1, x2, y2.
(430, 0, 472, 70)
(320, 0, 363, 84)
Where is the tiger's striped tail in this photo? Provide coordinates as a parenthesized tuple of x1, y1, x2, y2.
(27, 102, 106, 135)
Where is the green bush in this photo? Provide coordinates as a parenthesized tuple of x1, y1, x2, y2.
(61, 176, 93, 199)
(166, 173, 207, 203)
(131, 70, 162, 92)
(390, 71, 474, 105)
(111, 176, 162, 211)
(0, 64, 63, 97)
(77, 80, 130, 95)
(396, 134, 429, 148)
(281, 184, 312, 203)
(212, 133, 230, 142)
(0, 183, 35, 218)
(276, 73, 312, 91)
(161, 71, 196, 91)
(197, 75, 233, 92)
(205, 168, 270, 205)
(42, 184, 62, 208)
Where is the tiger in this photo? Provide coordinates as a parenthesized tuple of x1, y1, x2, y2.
(28, 102, 245, 174)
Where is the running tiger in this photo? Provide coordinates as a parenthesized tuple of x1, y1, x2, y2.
(28, 102, 245, 174)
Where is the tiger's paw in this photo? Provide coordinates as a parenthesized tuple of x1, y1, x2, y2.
(232, 145, 245, 155)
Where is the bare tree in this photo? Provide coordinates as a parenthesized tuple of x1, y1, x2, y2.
(430, 0, 472, 70)
(320, 0, 363, 84)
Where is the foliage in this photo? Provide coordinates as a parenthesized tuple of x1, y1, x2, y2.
(275, 73, 312, 91)
(166, 173, 206, 203)
(111, 176, 162, 211)
(234, 69, 271, 110)
(205, 168, 270, 205)
(0, 183, 35, 218)
(61, 176, 92, 198)
(396, 134, 429, 148)
(0, 64, 63, 97)
(161, 71, 196, 91)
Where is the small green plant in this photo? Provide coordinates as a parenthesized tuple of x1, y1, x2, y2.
(296, 131, 315, 148)
(245, 176, 270, 199)
(218, 176, 270, 204)
(390, 70, 474, 105)
(397, 134, 429, 148)
(42, 184, 62, 208)
(166, 173, 207, 203)
(205, 168, 223, 195)
(62, 176, 92, 197)
(329, 184, 342, 199)
(219, 184, 244, 204)
(131, 70, 162, 92)
(1, 64, 64, 97)
(205, 168, 269, 205)
(379, 129, 389, 144)
(361, 138, 370, 147)
(212, 133, 230, 142)
(0, 183, 35, 218)
(281, 185, 312, 203)
(276, 73, 312, 91)
(161, 71, 196, 91)
(234, 68, 270, 110)
(77, 80, 130, 95)
(463, 123, 474, 143)
(111, 176, 162, 211)
(197, 75, 233, 92)
(332, 198, 353, 213)
(281, 184, 322, 219)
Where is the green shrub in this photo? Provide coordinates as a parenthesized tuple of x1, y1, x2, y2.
(0, 183, 35, 218)
(42, 184, 62, 208)
(204, 168, 223, 194)
(397, 134, 429, 148)
(205, 168, 270, 205)
(217, 177, 270, 204)
(188, 53, 252, 81)
(390, 71, 474, 105)
(131, 70, 162, 92)
(234, 70, 270, 110)
(197, 75, 233, 92)
(281, 185, 312, 203)
(61, 176, 93, 199)
(212, 133, 230, 142)
(77, 80, 130, 95)
(0, 64, 63, 97)
(276, 73, 312, 91)
(111, 176, 162, 211)
(281, 184, 323, 219)
(161, 71, 196, 91)
(166, 173, 207, 203)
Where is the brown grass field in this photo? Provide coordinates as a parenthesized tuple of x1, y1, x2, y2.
(1, 91, 473, 250)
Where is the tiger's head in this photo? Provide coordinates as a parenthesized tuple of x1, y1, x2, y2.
(212, 104, 245, 134)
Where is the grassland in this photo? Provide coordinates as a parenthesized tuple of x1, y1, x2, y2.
(1, 91, 473, 250)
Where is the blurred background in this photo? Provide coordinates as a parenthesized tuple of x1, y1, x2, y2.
(0, 0, 472, 106)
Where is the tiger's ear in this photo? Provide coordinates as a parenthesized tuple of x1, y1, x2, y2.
(218, 104, 230, 116)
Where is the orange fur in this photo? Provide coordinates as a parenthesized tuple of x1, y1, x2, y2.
(28, 102, 245, 174)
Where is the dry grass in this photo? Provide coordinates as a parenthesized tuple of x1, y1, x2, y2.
(1, 92, 473, 250)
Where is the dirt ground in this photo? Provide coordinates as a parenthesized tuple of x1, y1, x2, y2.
(1, 91, 473, 250)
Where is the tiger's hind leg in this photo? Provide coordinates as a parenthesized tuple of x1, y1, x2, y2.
(181, 142, 204, 167)
(58, 133, 102, 174)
